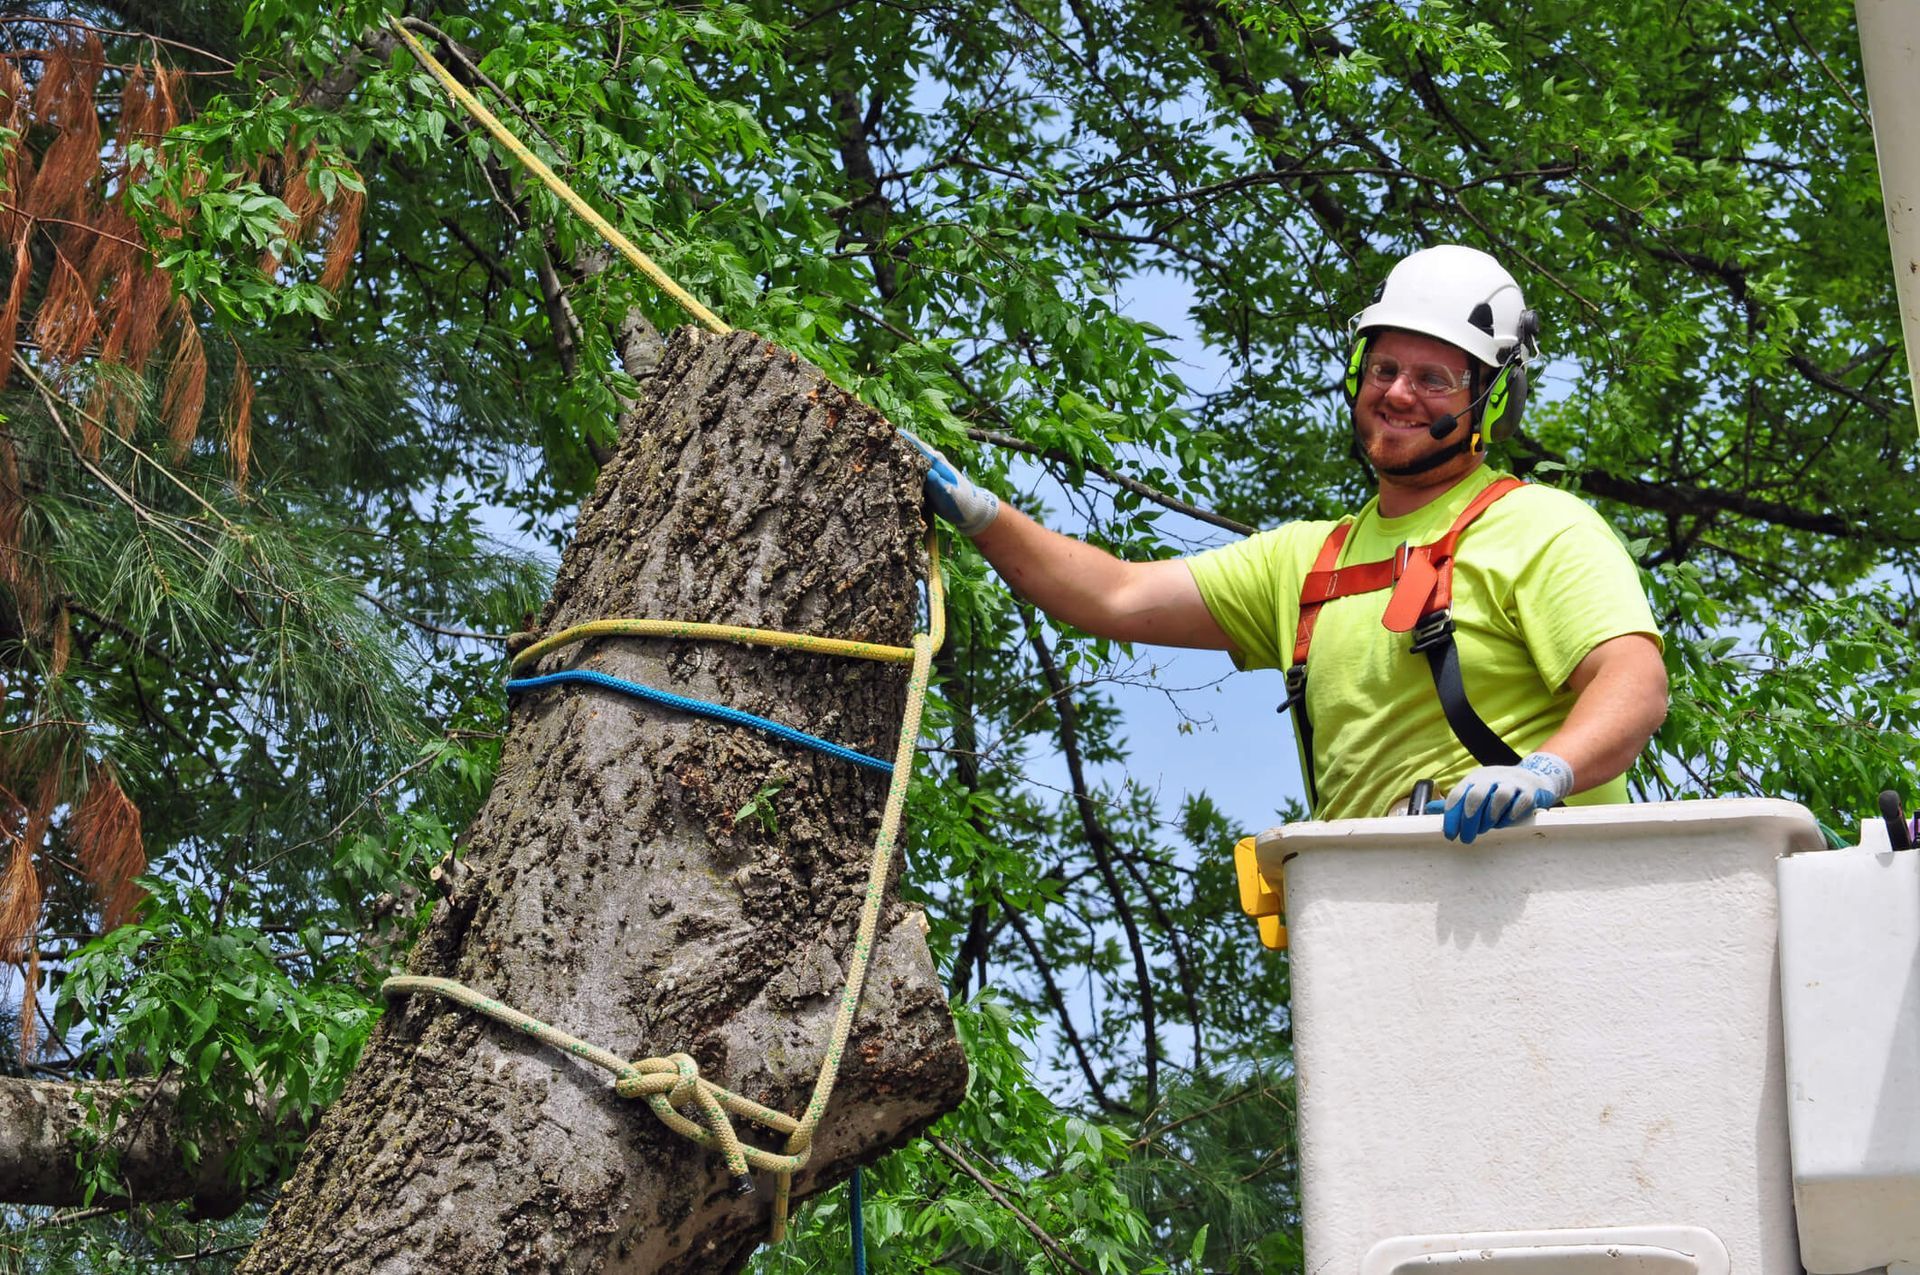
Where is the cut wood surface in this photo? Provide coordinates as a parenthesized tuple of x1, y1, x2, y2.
(239, 328, 967, 1274)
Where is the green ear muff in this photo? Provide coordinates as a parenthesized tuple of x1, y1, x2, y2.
(1343, 337, 1370, 402)
(1484, 365, 1511, 430)
(1485, 308, 1538, 443)
(1483, 362, 1529, 443)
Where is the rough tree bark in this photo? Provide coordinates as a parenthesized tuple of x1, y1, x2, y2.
(238, 328, 968, 1273)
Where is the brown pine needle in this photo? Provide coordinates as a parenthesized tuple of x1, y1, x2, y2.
(161, 299, 206, 457)
(284, 144, 324, 240)
(0, 60, 32, 246)
(118, 267, 172, 380)
(115, 65, 155, 178)
(79, 382, 106, 458)
(0, 831, 36, 966)
(18, 945, 37, 1059)
(0, 426, 40, 633)
(224, 342, 252, 489)
(72, 763, 145, 931)
(24, 35, 102, 226)
(80, 203, 138, 292)
(48, 604, 69, 680)
(319, 183, 362, 294)
(0, 239, 30, 389)
(32, 249, 101, 366)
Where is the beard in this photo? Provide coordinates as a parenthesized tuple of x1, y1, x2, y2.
(1354, 410, 1475, 478)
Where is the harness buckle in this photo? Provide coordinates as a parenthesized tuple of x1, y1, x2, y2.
(1278, 662, 1307, 713)
(1409, 609, 1455, 653)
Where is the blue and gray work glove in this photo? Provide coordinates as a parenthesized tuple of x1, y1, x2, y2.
(1425, 751, 1575, 843)
(900, 431, 1000, 536)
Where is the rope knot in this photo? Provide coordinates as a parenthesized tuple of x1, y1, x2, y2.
(665, 1052, 701, 1103)
(612, 1065, 650, 1100)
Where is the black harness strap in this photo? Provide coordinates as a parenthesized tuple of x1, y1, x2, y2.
(1411, 611, 1522, 767)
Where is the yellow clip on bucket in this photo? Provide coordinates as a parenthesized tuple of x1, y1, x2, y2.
(1233, 835, 1287, 950)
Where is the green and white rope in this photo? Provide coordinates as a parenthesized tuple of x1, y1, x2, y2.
(511, 618, 915, 672)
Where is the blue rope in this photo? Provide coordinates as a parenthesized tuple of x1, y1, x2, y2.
(505, 669, 894, 775)
(851, 1167, 866, 1275)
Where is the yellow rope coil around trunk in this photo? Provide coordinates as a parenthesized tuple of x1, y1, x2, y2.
(511, 619, 915, 672)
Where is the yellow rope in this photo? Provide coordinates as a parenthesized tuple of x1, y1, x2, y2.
(386, 18, 731, 336)
(770, 566, 941, 1232)
(380, 975, 799, 1179)
(384, 532, 946, 1241)
(511, 618, 915, 673)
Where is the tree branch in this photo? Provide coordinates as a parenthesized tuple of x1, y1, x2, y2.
(357, 590, 505, 644)
(927, 1135, 1096, 1275)
(399, 18, 568, 162)
(1023, 609, 1162, 1103)
(0, 1075, 279, 1211)
(0, 14, 236, 66)
(936, 641, 997, 1002)
(964, 427, 1254, 536)
(1633, 238, 1897, 420)
(1003, 903, 1133, 1115)
(1111, 844, 1205, 1066)
(1513, 436, 1897, 541)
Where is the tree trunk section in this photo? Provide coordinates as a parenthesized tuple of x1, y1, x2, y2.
(0, 1076, 263, 1215)
(240, 328, 967, 1274)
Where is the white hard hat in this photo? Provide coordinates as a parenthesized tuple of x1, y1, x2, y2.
(1352, 245, 1537, 368)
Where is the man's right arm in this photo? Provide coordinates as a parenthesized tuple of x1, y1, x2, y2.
(973, 505, 1234, 651)
(905, 431, 1232, 651)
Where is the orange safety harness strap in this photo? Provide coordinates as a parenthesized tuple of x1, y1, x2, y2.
(1282, 478, 1526, 811)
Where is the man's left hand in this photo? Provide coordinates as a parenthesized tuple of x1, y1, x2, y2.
(1426, 751, 1575, 843)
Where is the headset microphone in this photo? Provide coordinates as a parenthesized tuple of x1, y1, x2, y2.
(1428, 413, 1460, 440)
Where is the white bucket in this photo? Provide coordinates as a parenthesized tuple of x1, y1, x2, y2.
(1259, 798, 1822, 1275)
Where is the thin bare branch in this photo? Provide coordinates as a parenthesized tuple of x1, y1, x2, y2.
(1023, 607, 1162, 1102)
(0, 15, 236, 67)
(1003, 902, 1134, 1115)
(358, 590, 507, 644)
(964, 427, 1254, 536)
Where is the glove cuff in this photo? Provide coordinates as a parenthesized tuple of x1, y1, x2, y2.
(953, 490, 1001, 536)
(1519, 751, 1575, 798)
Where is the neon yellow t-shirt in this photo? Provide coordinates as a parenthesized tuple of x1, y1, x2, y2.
(1186, 466, 1661, 820)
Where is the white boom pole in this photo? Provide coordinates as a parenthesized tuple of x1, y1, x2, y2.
(1856, 0, 1920, 426)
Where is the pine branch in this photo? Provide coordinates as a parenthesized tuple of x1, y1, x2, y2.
(357, 589, 505, 644)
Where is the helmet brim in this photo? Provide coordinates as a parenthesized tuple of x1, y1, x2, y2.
(1353, 304, 1504, 368)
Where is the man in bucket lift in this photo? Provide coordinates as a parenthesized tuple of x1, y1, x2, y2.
(911, 245, 1669, 843)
